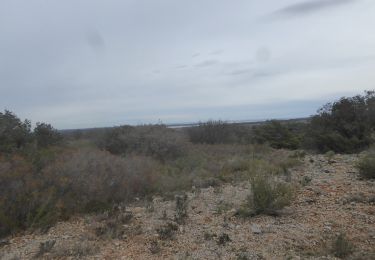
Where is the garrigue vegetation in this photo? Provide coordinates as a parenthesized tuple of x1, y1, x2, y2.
(253, 90, 375, 153)
(307, 90, 375, 153)
(356, 150, 375, 179)
(1, 90, 374, 239)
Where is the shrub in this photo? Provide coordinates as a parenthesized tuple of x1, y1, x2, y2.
(149, 240, 161, 254)
(34, 240, 56, 258)
(240, 175, 293, 216)
(98, 125, 186, 161)
(187, 120, 251, 144)
(217, 233, 231, 246)
(306, 90, 375, 153)
(300, 176, 312, 186)
(0, 110, 32, 153)
(93, 207, 133, 239)
(0, 154, 50, 236)
(356, 153, 375, 179)
(174, 194, 188, 224)
(43, 149, 160, 212)
(332, 233, 354, 258)
(252, 120, 304, 150)
(156, 222, 178, 240)
(34, 122, 63, 148)
(0, 148, 160, 238)
(325, 150, 336, 164)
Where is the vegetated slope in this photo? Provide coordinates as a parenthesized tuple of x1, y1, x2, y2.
(1, 154, 374, 259)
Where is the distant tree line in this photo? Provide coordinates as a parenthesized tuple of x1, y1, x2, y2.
(186, 90, 375, 153)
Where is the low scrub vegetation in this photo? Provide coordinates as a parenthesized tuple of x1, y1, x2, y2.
(98, 124, 186, 161)
(187, 120, 251, 144)
(306, 91, 375, 153)
(253, 90, 375, 154)
(174, 194, 188, 224)
(1, 90, 374, 239)
(332, 233, 354, 258)
(356, 152, 375, 179)
(1, 111, 296, 238)
(252, 120, 304, 150)
(239, 175, 294, 217)
(156, 222, 178, 240)
(0, 148, 159, 237)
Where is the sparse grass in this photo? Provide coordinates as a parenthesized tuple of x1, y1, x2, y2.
(50, 240, 99, 258)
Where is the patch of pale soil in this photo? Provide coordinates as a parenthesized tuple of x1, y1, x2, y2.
(1, 154, 374, 259)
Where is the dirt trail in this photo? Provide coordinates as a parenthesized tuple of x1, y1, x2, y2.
(1, 154, 374, 259)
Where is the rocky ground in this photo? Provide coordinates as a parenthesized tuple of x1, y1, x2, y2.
(1, 154, 374, 259)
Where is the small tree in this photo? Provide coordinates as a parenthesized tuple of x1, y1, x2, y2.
(0, 110, 32, 153)
(307, 91, 375, 153)
(34, 122, 63, 148)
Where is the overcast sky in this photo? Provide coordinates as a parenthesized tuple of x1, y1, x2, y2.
(1, 0, 375, 129)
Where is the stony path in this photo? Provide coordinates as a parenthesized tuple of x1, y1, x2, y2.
(1, 154, 374, 259)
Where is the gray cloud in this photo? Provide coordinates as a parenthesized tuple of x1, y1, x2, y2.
(85, 29, 105, 53)
(175, 65, 188, 69)
(255, 47, 271, 62)
(195, 59, 220, 68)
(209, 49, 224, 55)
(272, 0, 357, 17)
(0, 0, 374, 129)
(228, 69, 252, 76)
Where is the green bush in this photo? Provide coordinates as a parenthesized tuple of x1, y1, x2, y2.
(307, 91, 375, 153)
(252, 120, 304, 150)
(174, 194, 188, 224)
(98, 125, 186, 161)
(240, 175, 294, 216)
(332, 233, 354, 258)
(187, 120, 251, 144)
(34, 122, 63, 148)
(156, 222, 178, 240)
(0, 110, 32, 153)
(356, 153, 375, 179)
(325, 150, 335, 164)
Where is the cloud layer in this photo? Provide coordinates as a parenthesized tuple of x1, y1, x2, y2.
(273, 0, 357, 17)
(1, 0, 374, 129)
